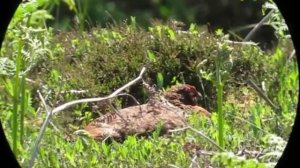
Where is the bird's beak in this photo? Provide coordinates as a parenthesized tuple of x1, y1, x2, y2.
(197, 92, 202, 99)
(197, 91, 203, 101)
(191, 92, 202, 105)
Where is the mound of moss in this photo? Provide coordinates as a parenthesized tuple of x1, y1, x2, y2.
(28, 22, 284, 112)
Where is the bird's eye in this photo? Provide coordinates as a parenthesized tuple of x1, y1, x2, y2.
(189, 89, 197, 96)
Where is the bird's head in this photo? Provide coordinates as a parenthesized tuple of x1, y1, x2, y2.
(174, 84, 202, 106)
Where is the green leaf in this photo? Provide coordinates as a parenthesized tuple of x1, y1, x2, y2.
(156, 72, 164, 89)
(215, 29, 224, 37)
(63, 0, 77, 12)
(189, 23, 197, 33)
(167, 28, 176, 40)
(147, 50, 157, 63)
(75, 138, 83, 151)
(50, 69, 60, 83)
(101, 142, 109, 156)
(3, 78, 14, 97)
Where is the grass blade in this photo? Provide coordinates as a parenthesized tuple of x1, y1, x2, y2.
(12, 40, 23, 156)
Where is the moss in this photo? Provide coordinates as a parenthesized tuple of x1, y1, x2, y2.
(28, 22, 278, 112)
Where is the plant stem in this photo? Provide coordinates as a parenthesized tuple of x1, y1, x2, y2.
(217, 77, 224, 148)
(20, 76, 26, 145)
(12, 40, 23, 157)
(216, 51, 225, 149)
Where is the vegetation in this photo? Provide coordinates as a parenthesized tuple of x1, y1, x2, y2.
(0, 0, 297, 167)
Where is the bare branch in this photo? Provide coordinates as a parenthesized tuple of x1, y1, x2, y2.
(189, 155, 199, 168)
(288, 49, 296, 61)
(243, 9, 275, 42)
(36, 90, 51, 116)
(52, 67, 146, 114)
(168, 126, 190, 133)
(29, 91, 53, 168)
(225, 40, 257, 46)
(58, 89, 88, 94)
(28, 67, 146, 168)
(246, 79, 280, 113)
(168, 164, 181, 168)
(171, 123, 225, 152)
(187, 125, 225, 152)
(37, 90, 51, 114)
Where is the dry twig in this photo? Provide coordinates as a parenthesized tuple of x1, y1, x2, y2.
(28, 67, 146, 168)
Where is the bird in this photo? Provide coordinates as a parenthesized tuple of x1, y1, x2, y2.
(82, 83, 211, 140)
(164, 84, 201, 106)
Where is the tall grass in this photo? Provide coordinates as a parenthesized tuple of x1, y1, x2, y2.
(11, 41, 23, 156)
(19, 72, 27, 145)
(216, 47, 225, 149)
